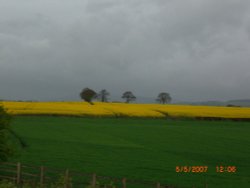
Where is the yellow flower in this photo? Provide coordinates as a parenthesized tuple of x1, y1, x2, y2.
(2, 101, 250, 119)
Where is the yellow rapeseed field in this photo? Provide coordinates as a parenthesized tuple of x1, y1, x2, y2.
(1, 101, 250, 119)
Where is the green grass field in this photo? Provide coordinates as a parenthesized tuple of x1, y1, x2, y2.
(9, 116, 250, 188)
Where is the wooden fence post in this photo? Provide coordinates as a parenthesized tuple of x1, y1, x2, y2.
(122, 177, 126, 188)
(16, 162, 21, 185)
(40, 166, 44, 187)
(91, 173, 96, 187)
(64, 169, 69, 188)
(156, 182, 161, 188)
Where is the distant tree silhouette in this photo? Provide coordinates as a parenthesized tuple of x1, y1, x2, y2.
(80, 88, 96, 105)
(96, 89, 110, 102)
(156, 92, 171, 104)
(122, 91, 136, 103)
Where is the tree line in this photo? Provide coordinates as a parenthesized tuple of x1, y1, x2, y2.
(80, 88, 171, 105)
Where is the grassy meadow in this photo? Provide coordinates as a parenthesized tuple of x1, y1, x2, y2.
(9, 116, 250, 188)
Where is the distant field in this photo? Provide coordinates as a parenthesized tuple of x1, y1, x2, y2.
(2, 101, 250, 119)
(10, 116, 250, 188)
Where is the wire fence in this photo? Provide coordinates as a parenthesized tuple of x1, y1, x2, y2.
(0, 162, 177, 188)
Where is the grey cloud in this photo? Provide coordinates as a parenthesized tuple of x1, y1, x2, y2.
(0, 0, 250, 101)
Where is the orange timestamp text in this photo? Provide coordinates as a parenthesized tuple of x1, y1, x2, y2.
(176, 166, 208, 173)
(216, 166, 237, 173)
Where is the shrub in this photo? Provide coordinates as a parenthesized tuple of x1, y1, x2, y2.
(0, 105, 12, 161)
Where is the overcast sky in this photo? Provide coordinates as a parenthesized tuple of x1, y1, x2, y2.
(1, 0, 250, 102)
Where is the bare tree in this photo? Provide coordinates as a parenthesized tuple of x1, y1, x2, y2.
(122, 91, 136, 103)
(80, 88, 96, 105)
(156, 92, 171, 104)
(96, 89, 110, 102)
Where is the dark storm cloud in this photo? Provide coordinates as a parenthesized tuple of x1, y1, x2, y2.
(0, 0, 250, 101)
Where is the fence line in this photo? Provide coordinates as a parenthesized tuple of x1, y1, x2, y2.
(0, 162, 175, 188)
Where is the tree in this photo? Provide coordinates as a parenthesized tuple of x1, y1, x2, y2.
(80, 88, 97, 105)
(156, 92, 171, 104)
(0, 106, 26, 161)
(96, 89, 110, 102)
(122, 91, 136, 103)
